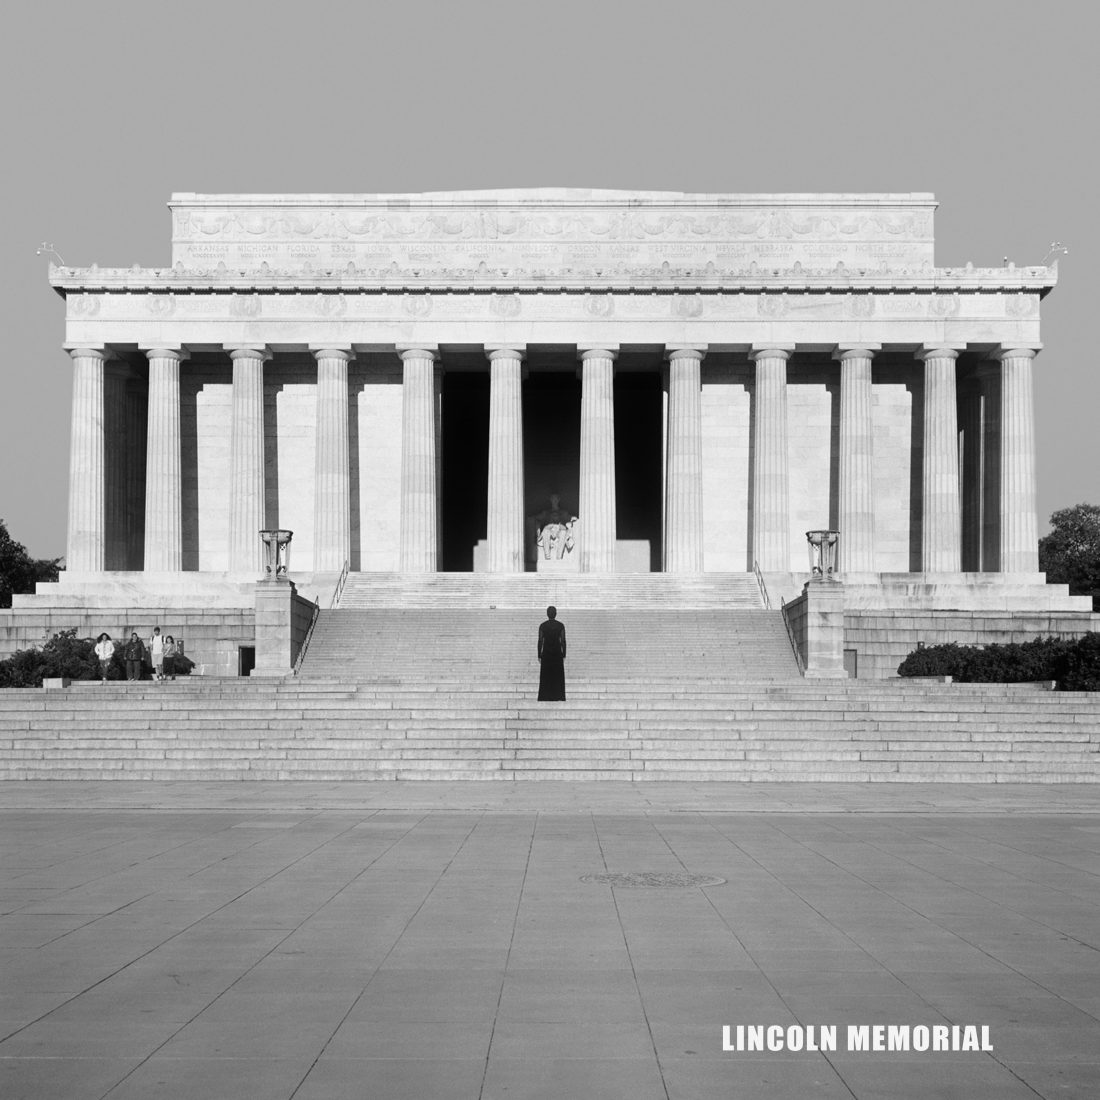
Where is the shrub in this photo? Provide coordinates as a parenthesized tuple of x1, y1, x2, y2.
(0, 629, 108, 688)
(1055, 633, 1100, 692)
(897, 634, 1100, 691)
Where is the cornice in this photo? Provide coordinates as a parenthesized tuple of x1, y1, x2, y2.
(49, 262, 1058, 297)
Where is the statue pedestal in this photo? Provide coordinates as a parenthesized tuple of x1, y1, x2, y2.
(536, 556, 579, 573)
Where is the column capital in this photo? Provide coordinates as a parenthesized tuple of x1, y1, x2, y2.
(916, 345, 964, 361)
(309, 346, 355, 361)
(64, 346, 109, 361)
(226, 345, 273, 362)
(485, 345, 526, 361)
(577, 346, 619, 361)
(994, 346, 1041, 361)
(833, 344, 880, 361)
(143, 347, 189, 362)
(749, 344, 795, 361)
(396, 345, 439, 360)
(665, 345, 707, 362)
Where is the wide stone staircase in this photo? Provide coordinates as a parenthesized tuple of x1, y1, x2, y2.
(1, 573, 1097, 782)
(1, 679, 1097, 782)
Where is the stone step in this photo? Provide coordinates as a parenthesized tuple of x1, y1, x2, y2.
(300, 606, 801, 682)
(335, 572, 766, 610)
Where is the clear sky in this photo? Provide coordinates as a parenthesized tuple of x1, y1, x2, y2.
(2, 0, 1096, 557)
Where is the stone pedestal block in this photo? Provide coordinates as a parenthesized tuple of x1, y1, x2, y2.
(252, 579, 299, 678)
(801, 580, 848, 679)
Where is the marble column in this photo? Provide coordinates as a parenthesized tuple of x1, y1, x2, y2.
(399, 347, 439, 572)
(751, 346, 793, 571)
(65, 348, 107, 573)
(997, 347, 1040, 572)
(977, 364, 1002, 571)
(918, 346, 961, 572)
(665, 346, 705, 573)
(578, 348, 617, 573)
(486, 347, 525, 572)
(228, 346, 270, 572)
(312, 347, 353, 572)
(143, 348, 185, 571)
(958, 377, 984, 572)
(836, 346, 877, 573)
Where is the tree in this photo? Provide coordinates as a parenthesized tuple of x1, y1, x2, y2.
(1039, 504, 1100, 611)
(0, 520, 61, 609)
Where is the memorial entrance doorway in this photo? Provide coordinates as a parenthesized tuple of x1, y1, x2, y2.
(441, 354, 662, 572)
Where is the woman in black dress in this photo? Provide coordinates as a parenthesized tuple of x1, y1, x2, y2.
(537, 606, 567, 701)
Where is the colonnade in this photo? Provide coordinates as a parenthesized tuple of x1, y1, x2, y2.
(63, 342, 1040, 577)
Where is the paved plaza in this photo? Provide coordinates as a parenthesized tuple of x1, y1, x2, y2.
(1, 782, 1098, 1099)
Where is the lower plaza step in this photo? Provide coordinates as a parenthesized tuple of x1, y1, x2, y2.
(0, 678, 1097, 781)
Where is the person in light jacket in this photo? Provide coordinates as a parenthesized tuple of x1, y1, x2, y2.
(94, 633, 115, 683)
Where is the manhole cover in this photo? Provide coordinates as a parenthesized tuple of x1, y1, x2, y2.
(580, 872, 726, 889)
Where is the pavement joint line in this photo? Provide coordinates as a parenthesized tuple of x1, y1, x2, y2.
(284, 812, 482, 1100)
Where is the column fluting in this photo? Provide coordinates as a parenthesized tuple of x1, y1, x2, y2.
(228, 347, 270, 572)
(312, 348, 353, 572)
(486, 347, 525, 572)
(665, 347, 705, 573)
(919, 346, 962, 572)
(998, 347, 1040, 573)
(837, 347, 876, 573)
(143, 348, 184, 571)
(751, 346, 792, 571)
(578, 348, 617, 573)
(399, 348, 439, 572)
(66, 348, 107, 573)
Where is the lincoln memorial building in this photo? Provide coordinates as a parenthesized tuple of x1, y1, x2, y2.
(5, 190, 1096, 679)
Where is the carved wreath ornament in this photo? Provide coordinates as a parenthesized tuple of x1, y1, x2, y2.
(180, 209, 933, 243)
(489, 293, 522, 318)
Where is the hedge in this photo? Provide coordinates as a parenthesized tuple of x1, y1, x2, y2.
(897, 633, 1100, 691)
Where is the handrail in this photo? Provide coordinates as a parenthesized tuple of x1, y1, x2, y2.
(292, 601, 320, 677)
(780, 597, 807, 677)
(752, 560, 771, 610)
(331, 559, 350, 609)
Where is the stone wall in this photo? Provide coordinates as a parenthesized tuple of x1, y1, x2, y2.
(845, 610, 1100, 680)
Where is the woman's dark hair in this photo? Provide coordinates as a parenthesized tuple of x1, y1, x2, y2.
(546, 606, 557, 619)
(97, 632, 110, 642)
